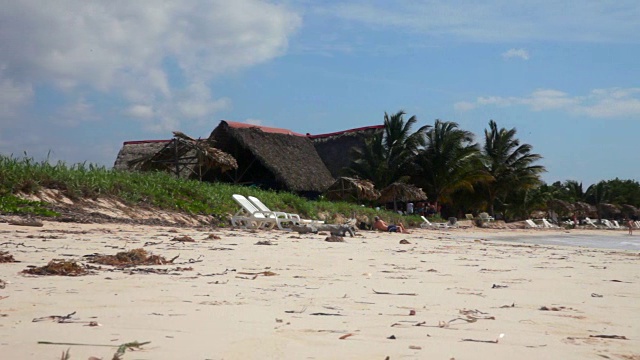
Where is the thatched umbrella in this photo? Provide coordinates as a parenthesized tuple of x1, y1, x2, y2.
(598, 203, 621, 219)
(324, 177, 380, 202)
(547, 199, 574, 216)
(379, 182, 427, 212)
(620, 204, 639, 217)
(573, 201, 596, 217)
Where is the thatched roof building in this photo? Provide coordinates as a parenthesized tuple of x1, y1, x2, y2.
(113, 140, 170, 171)
(310, 125, 384, 178)
(208, 120, 335, 195)
(134, 132, 237, 179)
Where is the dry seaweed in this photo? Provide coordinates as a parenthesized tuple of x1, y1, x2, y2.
(90, 248, 177, 267)
(0, 251, 18, 263)
(22, 260, 90, 276)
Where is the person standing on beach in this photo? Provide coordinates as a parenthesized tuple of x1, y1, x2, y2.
(628, 219, 634, 235)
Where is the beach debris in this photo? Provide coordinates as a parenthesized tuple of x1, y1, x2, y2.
(409, 345, 422, 350)
(143, 241, 163, 247)
(339, 333, 353, 340)
(461, 333, 505, 344)
(9, 218, 43, 227)
(40, 340, 151, 360)
(205, 234, 221, 240)
(399, 239, 411, 244)
(125, 266, 193, 275)
(325, 235, 345, 242)
(32, 311, 77, 323)
(171, 235, 195, 242)
(373, 289, 417, 296)
(22, 260, 91, 276)
(387, 335, 396, 339)
(589, 335, 627, 340)
(0, 279, 6, 289)
(310, 312, 343, 316)
(491, 284, 508, 289)
(409, 310, 416, 316)
(539, 306, 565, 311)
(591, 293, 604, 298)
(284, 306, 307, 314)
(90, 248, 177, 267)
(500, 303, 516, 308)
(0, 251, 18, 263)
(236, 270, 277, 279)
(255, 240, 275, 245)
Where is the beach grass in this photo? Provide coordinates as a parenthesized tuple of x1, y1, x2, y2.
(0, 155, 423, 226)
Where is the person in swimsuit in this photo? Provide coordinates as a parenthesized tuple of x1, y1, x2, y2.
(373, 216, 410, 234)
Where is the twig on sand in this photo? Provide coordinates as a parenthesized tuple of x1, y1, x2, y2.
(461, 334, 505, 344)
(33, 311, 77, 323)
(373, 289, 417, 296)
(589, 335, 627, 340)
(310, 312, 344, 316)
(39, 340, 150, 360)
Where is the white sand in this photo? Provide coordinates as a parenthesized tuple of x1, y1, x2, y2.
(0, 221, 638, 359)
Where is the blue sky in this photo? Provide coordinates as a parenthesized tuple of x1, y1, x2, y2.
(1, 0, 638, 186)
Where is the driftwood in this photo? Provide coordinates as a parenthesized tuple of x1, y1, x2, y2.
(291, 223, 357, 237)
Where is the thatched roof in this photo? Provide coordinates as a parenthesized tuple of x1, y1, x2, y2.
(621, 204, 639, 216)
(310, 125, 384, 178)
(134, 131, 237, 179)
(547, 199, 574, 215)
(573, 201, 596, 216)
(379, 182, 428, 203)
(113, 140, 170, 171)
(324, 177, 380, 202)
(209, 121, 335, 193)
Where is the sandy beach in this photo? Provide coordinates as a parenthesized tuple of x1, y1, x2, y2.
(1, 221, 638, 359)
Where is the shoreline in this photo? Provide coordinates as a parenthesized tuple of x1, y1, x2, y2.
(1, 220, 638, 359)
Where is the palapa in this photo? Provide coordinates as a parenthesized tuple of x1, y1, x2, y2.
(379, 182, 427, 212)
(324, 177, 380, 202)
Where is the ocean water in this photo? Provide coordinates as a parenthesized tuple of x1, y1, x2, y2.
(462, 232, 640, 251)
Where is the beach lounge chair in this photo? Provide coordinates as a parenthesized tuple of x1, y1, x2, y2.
(542, 218, 559, 228)
(465, 214, 474, 221)
(601, 219, 614, 229)
(584, 217, 598, 228)
(420, 216, 448, 229)
(247, 196, 301, 225)
(230, 194, 286, 230)
(611, 220, 621, 229)
(525, 219, 539, 229)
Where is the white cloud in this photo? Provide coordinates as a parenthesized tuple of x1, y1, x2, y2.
(455, 88, 640, 118)
(0, 1, 299, 123)
(502, 48, 530, 60)
(126, 105, 155, 119)
(321, 1, 640, 43)
(0, 0, 301, 165)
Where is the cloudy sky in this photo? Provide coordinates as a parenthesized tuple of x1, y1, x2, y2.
(1, 0, 638, 186)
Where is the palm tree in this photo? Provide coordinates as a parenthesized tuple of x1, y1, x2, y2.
(481, 120, 545, 217)
(347, 110, 429, 189)
(413, 120, 487, 213)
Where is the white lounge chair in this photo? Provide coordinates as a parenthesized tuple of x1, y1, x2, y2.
(601, 219, 614, 229)
(584, 217, 598, 228)
(611, 220, 621, 229)
(542, 218, 559, 228)
(248, 196, 301, 225)
(420, 216, 448, 229)
(231, 194, 284, 230)
(525, 219, 539, 229)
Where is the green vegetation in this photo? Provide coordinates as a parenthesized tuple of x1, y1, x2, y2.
(0, 154, 417, 226)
